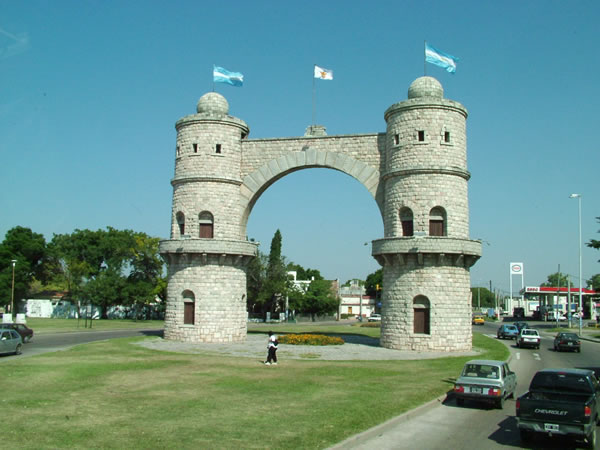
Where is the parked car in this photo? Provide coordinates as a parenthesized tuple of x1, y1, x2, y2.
(453, 359, 517, 409)
(368, 314, 381, 322)
(472, 315, 485, 325)
(514, 321, 530, 333)
(517, 368, 600, 447)
(517, 328, 540, 349)
(497, 324, 519, 340)
(1, 323, 33, 343)
(553, 332, 581, 352)
(0, 328, 23, 356)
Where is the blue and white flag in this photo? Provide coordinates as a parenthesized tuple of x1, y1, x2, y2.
(213, 66, 244, 86)
(425, 43, 458, 73)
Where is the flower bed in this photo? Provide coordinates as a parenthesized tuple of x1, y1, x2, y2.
(277, 333, 344, 346)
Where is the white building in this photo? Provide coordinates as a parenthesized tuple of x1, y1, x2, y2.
(338, 280, 376, 319)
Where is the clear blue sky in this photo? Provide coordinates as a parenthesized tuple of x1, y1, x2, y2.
(1, 1, 599, 296)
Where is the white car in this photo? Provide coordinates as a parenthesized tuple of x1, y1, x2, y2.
(517, 328, 540, 349)
(368, 314, 381, 322)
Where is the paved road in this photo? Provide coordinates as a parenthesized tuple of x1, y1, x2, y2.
(332, 321, 600, 450)
(0, 328, 163, 362)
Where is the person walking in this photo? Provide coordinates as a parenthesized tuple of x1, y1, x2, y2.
(264, 331, 278, 365)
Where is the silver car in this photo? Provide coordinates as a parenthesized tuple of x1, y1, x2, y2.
(454, 359, 517, 409)
(0, 328, 23, 356)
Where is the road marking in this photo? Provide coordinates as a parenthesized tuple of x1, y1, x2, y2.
(516, 352, 521, 360)
(533, 353, 541, 360)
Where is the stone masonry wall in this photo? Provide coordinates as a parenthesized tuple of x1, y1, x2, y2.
(164, 255, 248, 343)
(380, 258, 472, 351)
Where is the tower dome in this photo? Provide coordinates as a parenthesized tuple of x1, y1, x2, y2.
(196, 92, 229, 116)
(407, 76, 444, 99)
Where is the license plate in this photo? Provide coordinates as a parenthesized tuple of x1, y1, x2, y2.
(544, 423, 559, 432)
(568, 342, 573, 346)
(470, 387, 482, 394)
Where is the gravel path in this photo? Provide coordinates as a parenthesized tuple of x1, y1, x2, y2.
(137, 333, 479, 361)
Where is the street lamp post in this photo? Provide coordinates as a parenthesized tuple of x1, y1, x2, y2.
(10, 259, 17, 319)
(569, 194, 582, 336)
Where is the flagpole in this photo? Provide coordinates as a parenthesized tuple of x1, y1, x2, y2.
(212, 65, 215, 92)
(312, 65, 316, 125)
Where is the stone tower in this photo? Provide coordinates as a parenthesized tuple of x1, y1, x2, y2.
(159, 93, 257, 343)
(160, 76, 481, 351)
(372, 77, 481, 351)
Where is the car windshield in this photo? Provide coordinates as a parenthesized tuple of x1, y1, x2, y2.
(560, 333, 579, 339)
(462, 364, 499, 379)
(531, 372, 593, 394)
(506, 326, 517, 331)
(522, 330, 538, 336)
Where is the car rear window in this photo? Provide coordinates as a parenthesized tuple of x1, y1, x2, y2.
(531, 372, 593, 394)
(462, 364, 499, 379)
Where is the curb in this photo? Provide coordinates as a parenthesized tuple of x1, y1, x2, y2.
(327, 393, 449, 449)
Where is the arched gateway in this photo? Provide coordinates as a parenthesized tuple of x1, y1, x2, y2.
(159, 76, 482, 352)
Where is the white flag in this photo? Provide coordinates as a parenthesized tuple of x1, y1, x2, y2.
(314, 65, 333, 80)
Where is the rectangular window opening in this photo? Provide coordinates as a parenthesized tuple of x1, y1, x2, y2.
(418, 131, 425, 142)
(215, 144, 222, 154)
(394, 134, 399, 145)
(444, 131, 451, 143)
(193, 143, 198, 153)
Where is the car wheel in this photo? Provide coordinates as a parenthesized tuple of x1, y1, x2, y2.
(497, 395, 505, 409)
(15, 343, 22, 355)
(456, 398, 464, 407)
(578, 348, 581, 353)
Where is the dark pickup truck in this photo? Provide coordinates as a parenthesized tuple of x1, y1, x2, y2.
(516, 368, 600, 448)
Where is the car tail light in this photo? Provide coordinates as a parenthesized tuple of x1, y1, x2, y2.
(516, 399, 520, 411)
(454, 385, 464, 393)
(585, 406, 592, 417)
(488, 388, 501, 396)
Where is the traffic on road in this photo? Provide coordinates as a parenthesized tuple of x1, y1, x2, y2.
(337, 319, 600, 450)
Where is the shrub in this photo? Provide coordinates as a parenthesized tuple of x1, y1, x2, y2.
(360, 322, 381, 328)
(277, 334, 344, 346)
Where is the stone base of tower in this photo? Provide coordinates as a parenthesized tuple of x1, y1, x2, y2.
(379, 262, 473, 352)
(160, 239, 257, 343)
(373, 237, 481, 352)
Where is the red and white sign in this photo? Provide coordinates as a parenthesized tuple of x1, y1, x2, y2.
(526, 287, 540, 293)
(510, 262, 524, 275)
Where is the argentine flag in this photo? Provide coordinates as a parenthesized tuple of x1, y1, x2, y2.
(425, 43, 458, 73)
(213, 66, 244, 86)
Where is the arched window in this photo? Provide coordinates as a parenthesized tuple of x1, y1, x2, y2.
(176, 212, 185, 236)
(399, 207, 414, 237)
(413, 295, 430, 334)
(429, 207, 446, 237)
(182, 290, 195, 325)
(198, 211, 214, 238)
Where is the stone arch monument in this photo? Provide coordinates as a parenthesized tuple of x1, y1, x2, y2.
(159, 76, 482, 351)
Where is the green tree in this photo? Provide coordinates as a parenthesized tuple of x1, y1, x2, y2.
(470, 287, 495, 308)
(0, 226, 48, 311)
(540, 272, 571, 288)
(588, 274, 600, 292)
(246, 251, 267, 313)
(50, 228, 164, 319)
(260, 230, 288, 315)
(287, 263, 323, 281)
(364, 269, 383, 297)
(588, 217, 600, 255)
(297, 279, 339, 321)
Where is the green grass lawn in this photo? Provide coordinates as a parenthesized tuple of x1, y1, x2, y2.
(24, 317, 164, 334)
(1, 329, 507, 449)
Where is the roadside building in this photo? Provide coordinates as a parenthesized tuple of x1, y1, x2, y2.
(516, 286, 599, 320)
(338, 280, 375, 319)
